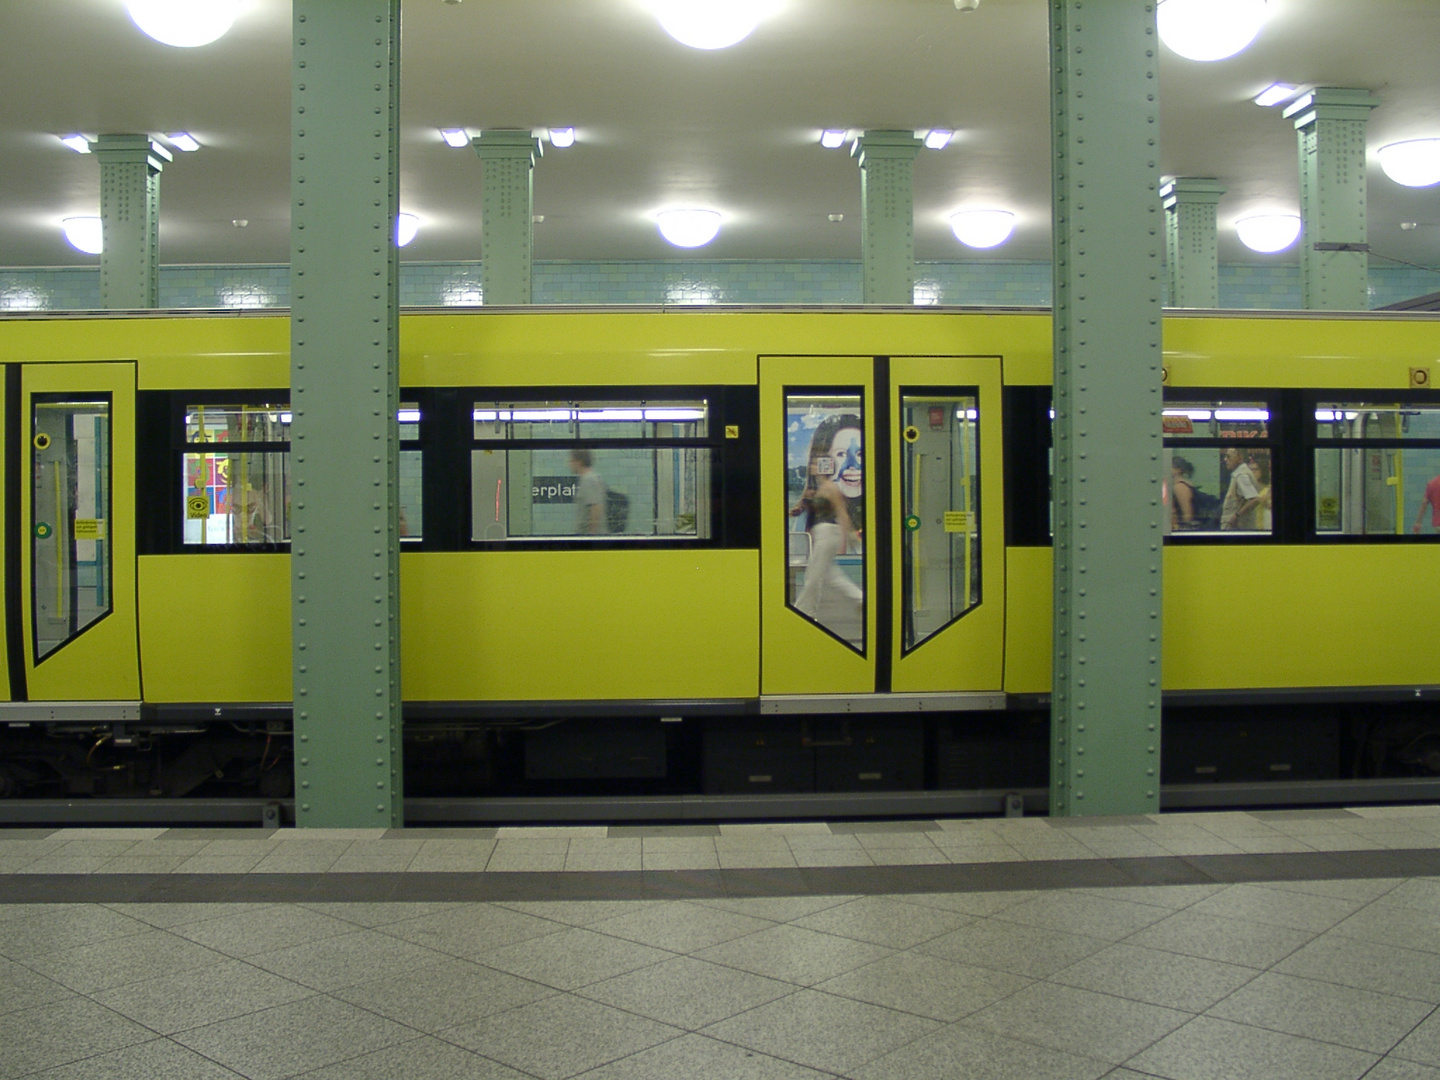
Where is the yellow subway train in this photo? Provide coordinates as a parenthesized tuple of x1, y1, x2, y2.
(0, 307, 1437, 819)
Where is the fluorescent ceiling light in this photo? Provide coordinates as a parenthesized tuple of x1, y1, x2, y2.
(1377, 139, 1440, 188)
(125, 0, 240, 47)
(398, 409, 421, 424)
(1235, 214, 1301, 253)
(60, 135, 91, 154)
(653, 0, 777, 50)
(62, 217, 103, 255)
(820, 130, 847, 149)
(1215, 409, 1270, 422)
(396, 213, 420, 248)
(950, 209, 1016, 249)
(923, 129, 953, 150)
(165, 132, 201, 152)
(440, 128, 470, 148)
(1253, 83, 1297, 107)
(657, 209, 722, 248)
(1157, 0, 1266, 62)
(549, 127, 576, 148)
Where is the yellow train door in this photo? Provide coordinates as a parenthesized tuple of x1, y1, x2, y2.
(759, 354, 1003, 702)
(19, 362, 140, 703)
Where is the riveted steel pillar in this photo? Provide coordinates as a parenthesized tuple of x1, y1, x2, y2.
(473, 130, 541, 305)
(1284, 88, 1377, 311)
(1161, 178, 1225, 309)
(90, 135, 171, 309)
(1049, 0, 1165, 817)
(853, 131, 924, 304)
(290, 0, 403, 827)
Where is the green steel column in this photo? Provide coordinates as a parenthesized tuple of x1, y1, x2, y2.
(472, 130, 541, 305)
(1284, 88, 1377, 311)
(290, 0, 403, 827)
(1161, 178, 1225, 309)
(1049, 0, 1165, 817)
(90, 135, 171, 309)
(852, 131, 924, 304)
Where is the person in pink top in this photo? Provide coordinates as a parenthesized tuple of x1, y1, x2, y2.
(1415, 474, 1440, 534)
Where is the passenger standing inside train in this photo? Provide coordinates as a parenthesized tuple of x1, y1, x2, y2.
(1221, 446, 1262, 530)
(1170, 456, 1197, 529)
(1249, 449, 1273, 531)
(791, 414, 864, 628)
(569, 448, 607, 535)
(1414, 473, 1440, 533)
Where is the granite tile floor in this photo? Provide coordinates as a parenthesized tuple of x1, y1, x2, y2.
(0, 806, 1437, 1079)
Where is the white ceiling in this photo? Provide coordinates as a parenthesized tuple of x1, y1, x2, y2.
(2, 0, 1438, 272)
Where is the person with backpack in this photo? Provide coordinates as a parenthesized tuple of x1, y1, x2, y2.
(568, 448, 608, 535)
(1170, 456, 1223, 531)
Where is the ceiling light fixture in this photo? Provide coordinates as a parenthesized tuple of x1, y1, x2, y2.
(396, 213, 419, 247)
(60, 135, 91, 154)
(1157, 0, 1266, 62)
(125, 0, 240, 48)
(165, 133, 201, 152)
(657, 209, 721, 248)
(440, 128, 470, 148)
(950, 209, 1016, 249)
(548, 127, 576, 148)
(1253, 83, 1297, 107)
(1235, 214, 1301, 253)
(62, 217, 103, 255)
(820, 130, 847, 149)
(1377, 139, 1440, 188)
(653, 0, 776, 50)
(923, 130, 953, 150)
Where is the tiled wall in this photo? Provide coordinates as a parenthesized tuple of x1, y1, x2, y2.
(0, 260, 1433, 312)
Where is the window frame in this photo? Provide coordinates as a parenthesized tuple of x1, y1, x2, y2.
(1302, 387, 1440, 544)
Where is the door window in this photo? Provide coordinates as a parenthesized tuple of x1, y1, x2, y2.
(33, 397, 112, 661)
(784, 392, 865, 652)
(900, 393, 980, 652)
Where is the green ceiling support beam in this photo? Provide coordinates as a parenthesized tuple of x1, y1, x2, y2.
(473, 130, 542, 305)
(1049, 0, 1165, 817)
(290, 0, 403, 828)
(90, 134, 170, 309)
(1284, 88, 1377, 311)
(853, 130, 923, 304)
(1162, 178, 1225, 309)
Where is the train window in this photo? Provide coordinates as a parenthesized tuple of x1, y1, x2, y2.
(1164, 400, 1275, 536)
(900, 393, 980, 654)
(785, 392, 865, 652)
(182, 403, 290, 546)
(1313, 402, 1440, 536)
(399, 402, 422, 541)
(33, 397, 113, 661)
(470, 398, 712, 542)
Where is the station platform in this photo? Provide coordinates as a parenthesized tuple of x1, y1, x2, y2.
(2, 807, 1439, 1079)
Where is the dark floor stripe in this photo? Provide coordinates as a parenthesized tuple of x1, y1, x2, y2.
(2, 848, 1438, 904)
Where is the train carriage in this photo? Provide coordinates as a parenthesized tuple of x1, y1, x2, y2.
(0, 307, 1437, 818)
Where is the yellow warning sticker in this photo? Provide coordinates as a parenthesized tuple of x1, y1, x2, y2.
(187, 495, 211, 519)
(74, 518, 105, 540)
(943, 511, 970, 532)
(725, 425, 740, 439)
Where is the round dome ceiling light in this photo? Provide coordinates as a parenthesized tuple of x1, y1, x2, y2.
(1157, 0, 1266, 62)
(396, 213, 420, 248)
(1377, 139, 1440, 188)
(125, 0, 240, 47)
(653, 0, 775, 50)
(950, 209, 1016, 249)
(63, 217, 103, 255)
(657, 209, 722, 248)
(1235, 214, 1301, 253)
